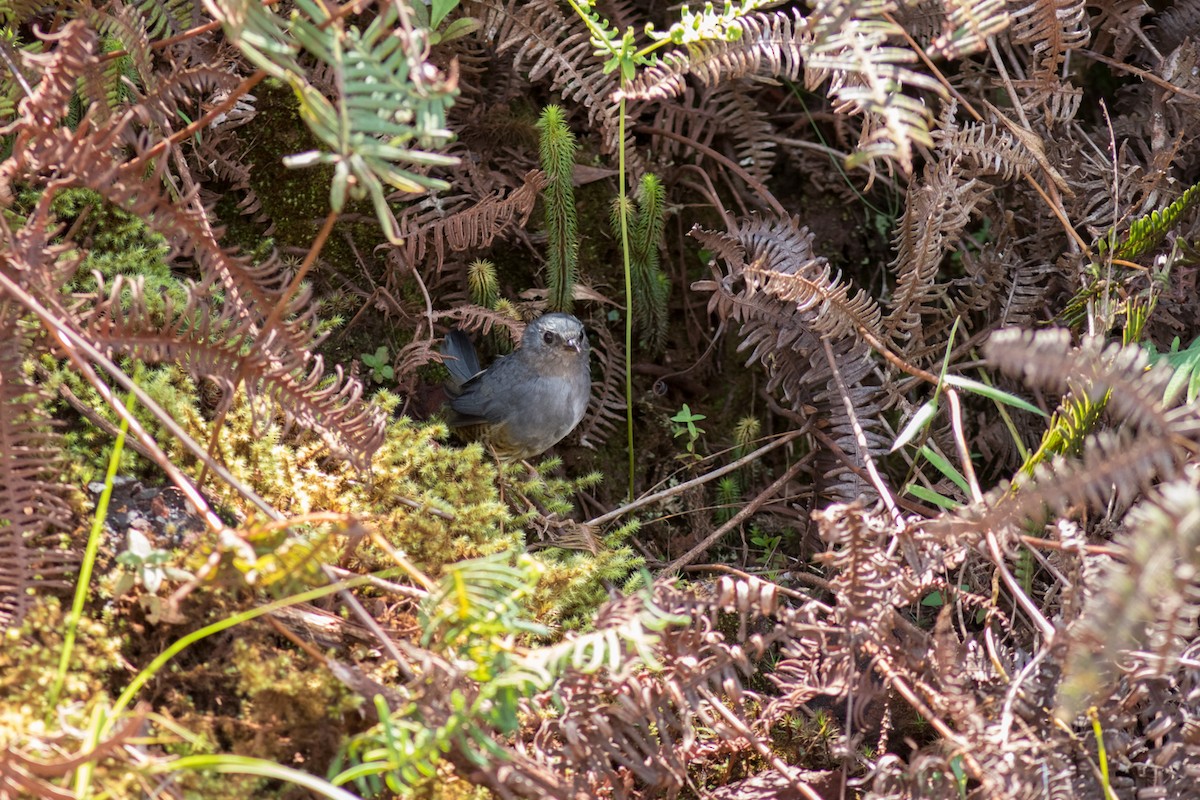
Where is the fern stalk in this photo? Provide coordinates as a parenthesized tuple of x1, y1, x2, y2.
(618, 95, 635, 498)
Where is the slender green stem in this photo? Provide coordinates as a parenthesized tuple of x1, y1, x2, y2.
(106, 572, 391, 723)
(50, 390, 136, 713)
(150, 755, 362, 799)
(1089, 707, 1118, 800)
(558, 0, 637, 496)
(634, 37, 672, 60)
(618, 95, 635, 499)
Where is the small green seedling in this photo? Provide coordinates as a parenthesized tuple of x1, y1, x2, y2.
(670, 403, 706, 459)
(362, 346, 394, 383)
(115, 528, 191, 596)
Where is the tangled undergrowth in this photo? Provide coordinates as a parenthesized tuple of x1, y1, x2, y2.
(3, 0, 1200, 798)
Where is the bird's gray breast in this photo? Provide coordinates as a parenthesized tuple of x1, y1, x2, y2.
(500, 366, 590, 449)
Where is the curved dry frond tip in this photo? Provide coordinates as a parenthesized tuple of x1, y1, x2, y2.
(1, 19, 94, 134)
(933, 116, 1044, 182)
(691, 218, 855, 409)
(1152, 0, 1200, 54)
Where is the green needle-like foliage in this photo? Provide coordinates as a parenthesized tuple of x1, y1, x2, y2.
(468, 258, 499, 309)
(611, 173, 669, 352)
(536, 105, 579, 313)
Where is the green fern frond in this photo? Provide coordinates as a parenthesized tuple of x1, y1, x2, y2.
(209, 0, 459, 243)
(134, 0, 197, 38)
(421, 552, 549, 654)
(536, 104, 579, 313)
(0, 0, 48, 26)
(1102, 181, 1200, 260)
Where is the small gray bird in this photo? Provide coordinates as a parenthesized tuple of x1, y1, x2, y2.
(442, 313, 591, 460)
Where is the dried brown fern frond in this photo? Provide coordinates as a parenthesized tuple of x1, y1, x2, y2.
(574, 321, 625, 451)
(389, 168, 547, 273)
(744, 255, 882, 341)
(985, 328, 1181, 433)
(648, 81, 778, 185)
(908, 0, 1010, 59)
(0, 301, 77, 629)
(472, 0, 628, 155)
(954, 429, 1180, 544)
(1, 19, 386, 467)
(528, 576, 835, 797)
(1057, 477, 1200, 719)
(692, 216, 885, 501)
(79, 274, 386, 462)
(881, 139, 1029, 362)
(938, 329, 1199, 544)
(813, 499, 918, 637)
(1151, 0, 1200, 54)
(623, 9, 807, 102)
(1004, 0, 1089, 116)
(625, 5, 953, 171)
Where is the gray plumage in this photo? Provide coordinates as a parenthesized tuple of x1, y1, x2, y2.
(442, 313, 591, 460)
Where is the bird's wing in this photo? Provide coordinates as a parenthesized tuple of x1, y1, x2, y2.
(441, 329, 483, 390)
(445, 355, 516, 426)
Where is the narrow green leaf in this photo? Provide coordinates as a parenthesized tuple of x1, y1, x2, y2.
(905, 483, 961, 510)
(890, 399, 937, 453)
(431, 0, 457, 28)
(944, 375, 1047, 416)
(918, 444, 969, 494)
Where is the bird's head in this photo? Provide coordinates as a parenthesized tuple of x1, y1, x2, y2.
(524, 313, 589, 359)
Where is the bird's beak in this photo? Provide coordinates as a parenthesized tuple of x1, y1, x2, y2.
(567, 338, 582, 353)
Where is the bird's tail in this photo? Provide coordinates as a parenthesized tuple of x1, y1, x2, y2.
(441, 329, 482, 391)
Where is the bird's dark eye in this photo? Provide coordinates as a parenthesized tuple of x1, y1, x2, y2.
(542, 330, 556, 345)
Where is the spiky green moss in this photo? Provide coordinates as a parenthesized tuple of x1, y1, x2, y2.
(536, 105, 579, 314)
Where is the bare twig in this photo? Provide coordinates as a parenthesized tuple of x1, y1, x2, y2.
(663, 456, 810, 574)
(587, 428, 808, 528)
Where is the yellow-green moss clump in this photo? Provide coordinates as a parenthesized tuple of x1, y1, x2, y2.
(0, 598, 123, 733)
